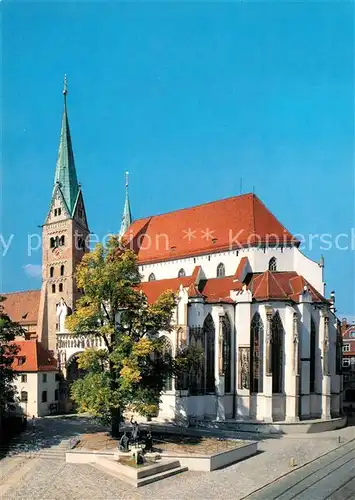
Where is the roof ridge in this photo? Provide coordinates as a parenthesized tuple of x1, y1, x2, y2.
(1, 289, 40, 295)
(268, 271, 288, 297)
(132, 193, 254, 223)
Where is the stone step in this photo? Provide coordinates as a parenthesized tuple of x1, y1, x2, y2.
(137, 465, 188, 487)
(91, 459, 188, 487)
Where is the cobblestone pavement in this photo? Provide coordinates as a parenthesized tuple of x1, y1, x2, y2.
(1, 416, 354, 500)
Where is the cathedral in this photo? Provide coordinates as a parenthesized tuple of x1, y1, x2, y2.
(4, 82, 344, 427)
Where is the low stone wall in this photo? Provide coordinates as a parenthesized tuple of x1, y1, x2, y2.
(160, 441, 258, 471)
(66, 440, 257, 472)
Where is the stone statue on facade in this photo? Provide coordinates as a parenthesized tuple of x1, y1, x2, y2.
(56, 298, 69, 333)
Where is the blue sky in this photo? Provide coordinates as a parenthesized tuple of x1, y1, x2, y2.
(1, 2, 354, 319)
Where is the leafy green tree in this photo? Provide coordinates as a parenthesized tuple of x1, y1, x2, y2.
(66, 236, 176, 437)
(0, 296, 23, 422)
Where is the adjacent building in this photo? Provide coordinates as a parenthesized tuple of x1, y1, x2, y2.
(341, 319, 355, 412)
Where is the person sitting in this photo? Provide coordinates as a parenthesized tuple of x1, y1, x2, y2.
(119, 432, 130, 452)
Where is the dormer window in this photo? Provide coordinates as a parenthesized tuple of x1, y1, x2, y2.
(148, 273, 156, 282)
(216, 263, 225, 278)
(178, 268, 186, 278)
(268, 257, 277, 272)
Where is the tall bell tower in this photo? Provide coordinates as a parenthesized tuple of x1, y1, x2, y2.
(37, 77, 89, 351)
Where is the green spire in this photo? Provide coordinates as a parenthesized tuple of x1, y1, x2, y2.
(54, 75, 79, 214)
(119, 171, 132, 237)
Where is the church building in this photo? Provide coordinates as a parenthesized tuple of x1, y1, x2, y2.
(3, 82, 344, 426)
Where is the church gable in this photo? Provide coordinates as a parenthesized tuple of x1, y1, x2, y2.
(72, 189, 89, 229)
(45, 185, 71, 224)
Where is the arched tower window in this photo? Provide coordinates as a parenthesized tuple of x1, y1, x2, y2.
(50, 266, 54, 278)
(161, 336, 173, 391)
(148, 273, 156, 282)
(59, 235, 65, 246)
(221, 314, 232, 393)
(216, 263, 225, 278)
(271, 311, 284, 393)
(250, 312, 263, 393)
(268, 257, 277, 272)
(204, 313, 216, 392)
(178, 268, 186, 278)
(52, 284, 56, 294)
(50, 237, 56, 249)
(60, 265, 64, 276)
(59, 283, 63, 292)
(310, 317, 316, 393)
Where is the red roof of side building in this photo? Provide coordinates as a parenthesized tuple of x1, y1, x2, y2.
(10, 339, 58, 372)
(1, 290, 40, 325)
(125, 194, 298, 264)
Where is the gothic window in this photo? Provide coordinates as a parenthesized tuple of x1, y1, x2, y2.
(58, 208, 61, 216)
(41, 391, 47, 403)
(52, 284, 56, 294)
(161, 336, 173, 391)
(271, 311, 284, 394)
(21, 391, 28, 403)
(178, 268, 186, 278)
(269, 257, 277, 272)
(221, 314, 232, 393)
(148, 273, 156, 282)
(250, 312, 263, 393)
(216, 263, 225, 278)
(189, 326, 205, 394)
(54, 209, 57, 216)
(50, 267, 54, 278)
(204, 314, 216, 392)
(310, 317, 316, 393)
(59, 283, 63, 292)
(60, 265, 64, 276)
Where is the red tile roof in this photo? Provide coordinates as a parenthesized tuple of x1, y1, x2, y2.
(125, 194, 298, 264)
(140, 270, 328, 305)
(251, 271, 289, 301)
(140, 276, 193, 304)
(10, 339, 58, 372)
(200, 277, 242, 303)
(1, 290, 40, 325)
(248, 271, 328, 303)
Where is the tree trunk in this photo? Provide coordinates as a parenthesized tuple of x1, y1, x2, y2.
(111, 407, 120, 438)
